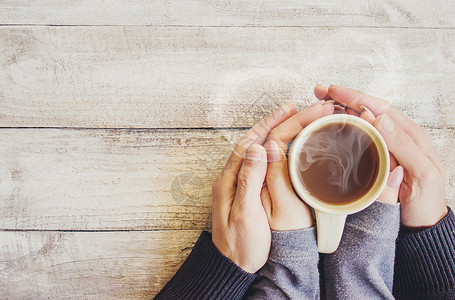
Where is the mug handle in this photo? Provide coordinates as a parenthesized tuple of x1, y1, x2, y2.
(315, 210, 347, 253)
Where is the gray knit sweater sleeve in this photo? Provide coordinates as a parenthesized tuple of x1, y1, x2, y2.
(246, 202, 400, 300)
(322, 201, 400, 300)
(245, 228, 320, 299)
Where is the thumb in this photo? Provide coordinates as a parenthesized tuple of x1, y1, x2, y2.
(264, 139, 313, 230)
(264, 140, 296, 207)
(233, 144, 267, 211)
(377, 166, 404, 204)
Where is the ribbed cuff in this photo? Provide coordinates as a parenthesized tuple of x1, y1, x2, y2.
(346, 201, 401, 240)
(269, 227, 318, 262)
(154, 231, 256, 300)
(393, 207, 455, 298)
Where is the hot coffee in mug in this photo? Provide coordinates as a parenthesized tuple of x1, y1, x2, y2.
(289, 115, 389, 253)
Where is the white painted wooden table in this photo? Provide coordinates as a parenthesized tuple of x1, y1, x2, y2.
(1, 1, 454, 298)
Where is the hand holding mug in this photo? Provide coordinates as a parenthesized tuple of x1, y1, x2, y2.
(211, 103, 297, 273)
(261, 102, 335, 231)
(315, 85, 448, 228)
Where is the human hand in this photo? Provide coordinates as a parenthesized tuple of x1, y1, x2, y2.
(314, 85, 447, 228)
(211, 103, 298, 273)
(261, 102, 335, 231)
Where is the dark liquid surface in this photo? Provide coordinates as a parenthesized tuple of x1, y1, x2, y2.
(298, 123, 379, 204)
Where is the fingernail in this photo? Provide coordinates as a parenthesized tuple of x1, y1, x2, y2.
(323, 99, 336, 105)
(316, 84, 328, 89)
(310, 100, 325, 107)
(247, 144, 264, 162)
(388, 166, 404, 190)
(380, 113, 395, 132)
(266, 140, 281, 163)
(359, 105, 375, 123)
(360, 104, 371, 114)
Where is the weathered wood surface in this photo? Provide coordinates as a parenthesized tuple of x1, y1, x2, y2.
(0, 128, 234, 231)
(1, 0, 455, 28)
(1, 26, 454, 129)
(0, 128, 453, 232)
(2, 0, 455, 298)
(0, 230, 200, 299)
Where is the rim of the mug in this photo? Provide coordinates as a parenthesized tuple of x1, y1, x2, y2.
(288, 114, 390, 215)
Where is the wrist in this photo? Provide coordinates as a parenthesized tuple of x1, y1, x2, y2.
(269, 204, 314, 231)
(212, 231, 270, 274)
(212, 236, 250, 273)
(270, 220, 314, 231)
(402, 206, 449, 232)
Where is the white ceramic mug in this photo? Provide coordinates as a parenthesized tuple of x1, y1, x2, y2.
(288, 114, 390, 253)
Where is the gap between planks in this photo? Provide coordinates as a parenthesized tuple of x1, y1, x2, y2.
(0, 24, 455, 30)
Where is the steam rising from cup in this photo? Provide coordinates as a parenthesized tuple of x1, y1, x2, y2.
(289, 114, 389, 253)
(298, 123, 374, 196)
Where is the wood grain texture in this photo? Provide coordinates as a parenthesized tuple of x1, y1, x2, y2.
(1, 26, 455, 129)
(0, 128, 453, 231)
(0, 128, 237, 231)
(1, 0, 455, 28)
(2, 1, 455, 297)
(0, 230, 200, 299)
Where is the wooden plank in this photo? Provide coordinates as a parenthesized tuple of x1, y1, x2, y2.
(0, 128, 236, 231)
(1, 0, 454, 28)
(0, 128, 453, 231)
(0, 26, 455, 129)
(0, 230, 200, 299)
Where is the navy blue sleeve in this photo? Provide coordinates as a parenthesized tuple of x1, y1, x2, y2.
(154, 231, 256, 300)
(393, 207, 455, 300)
